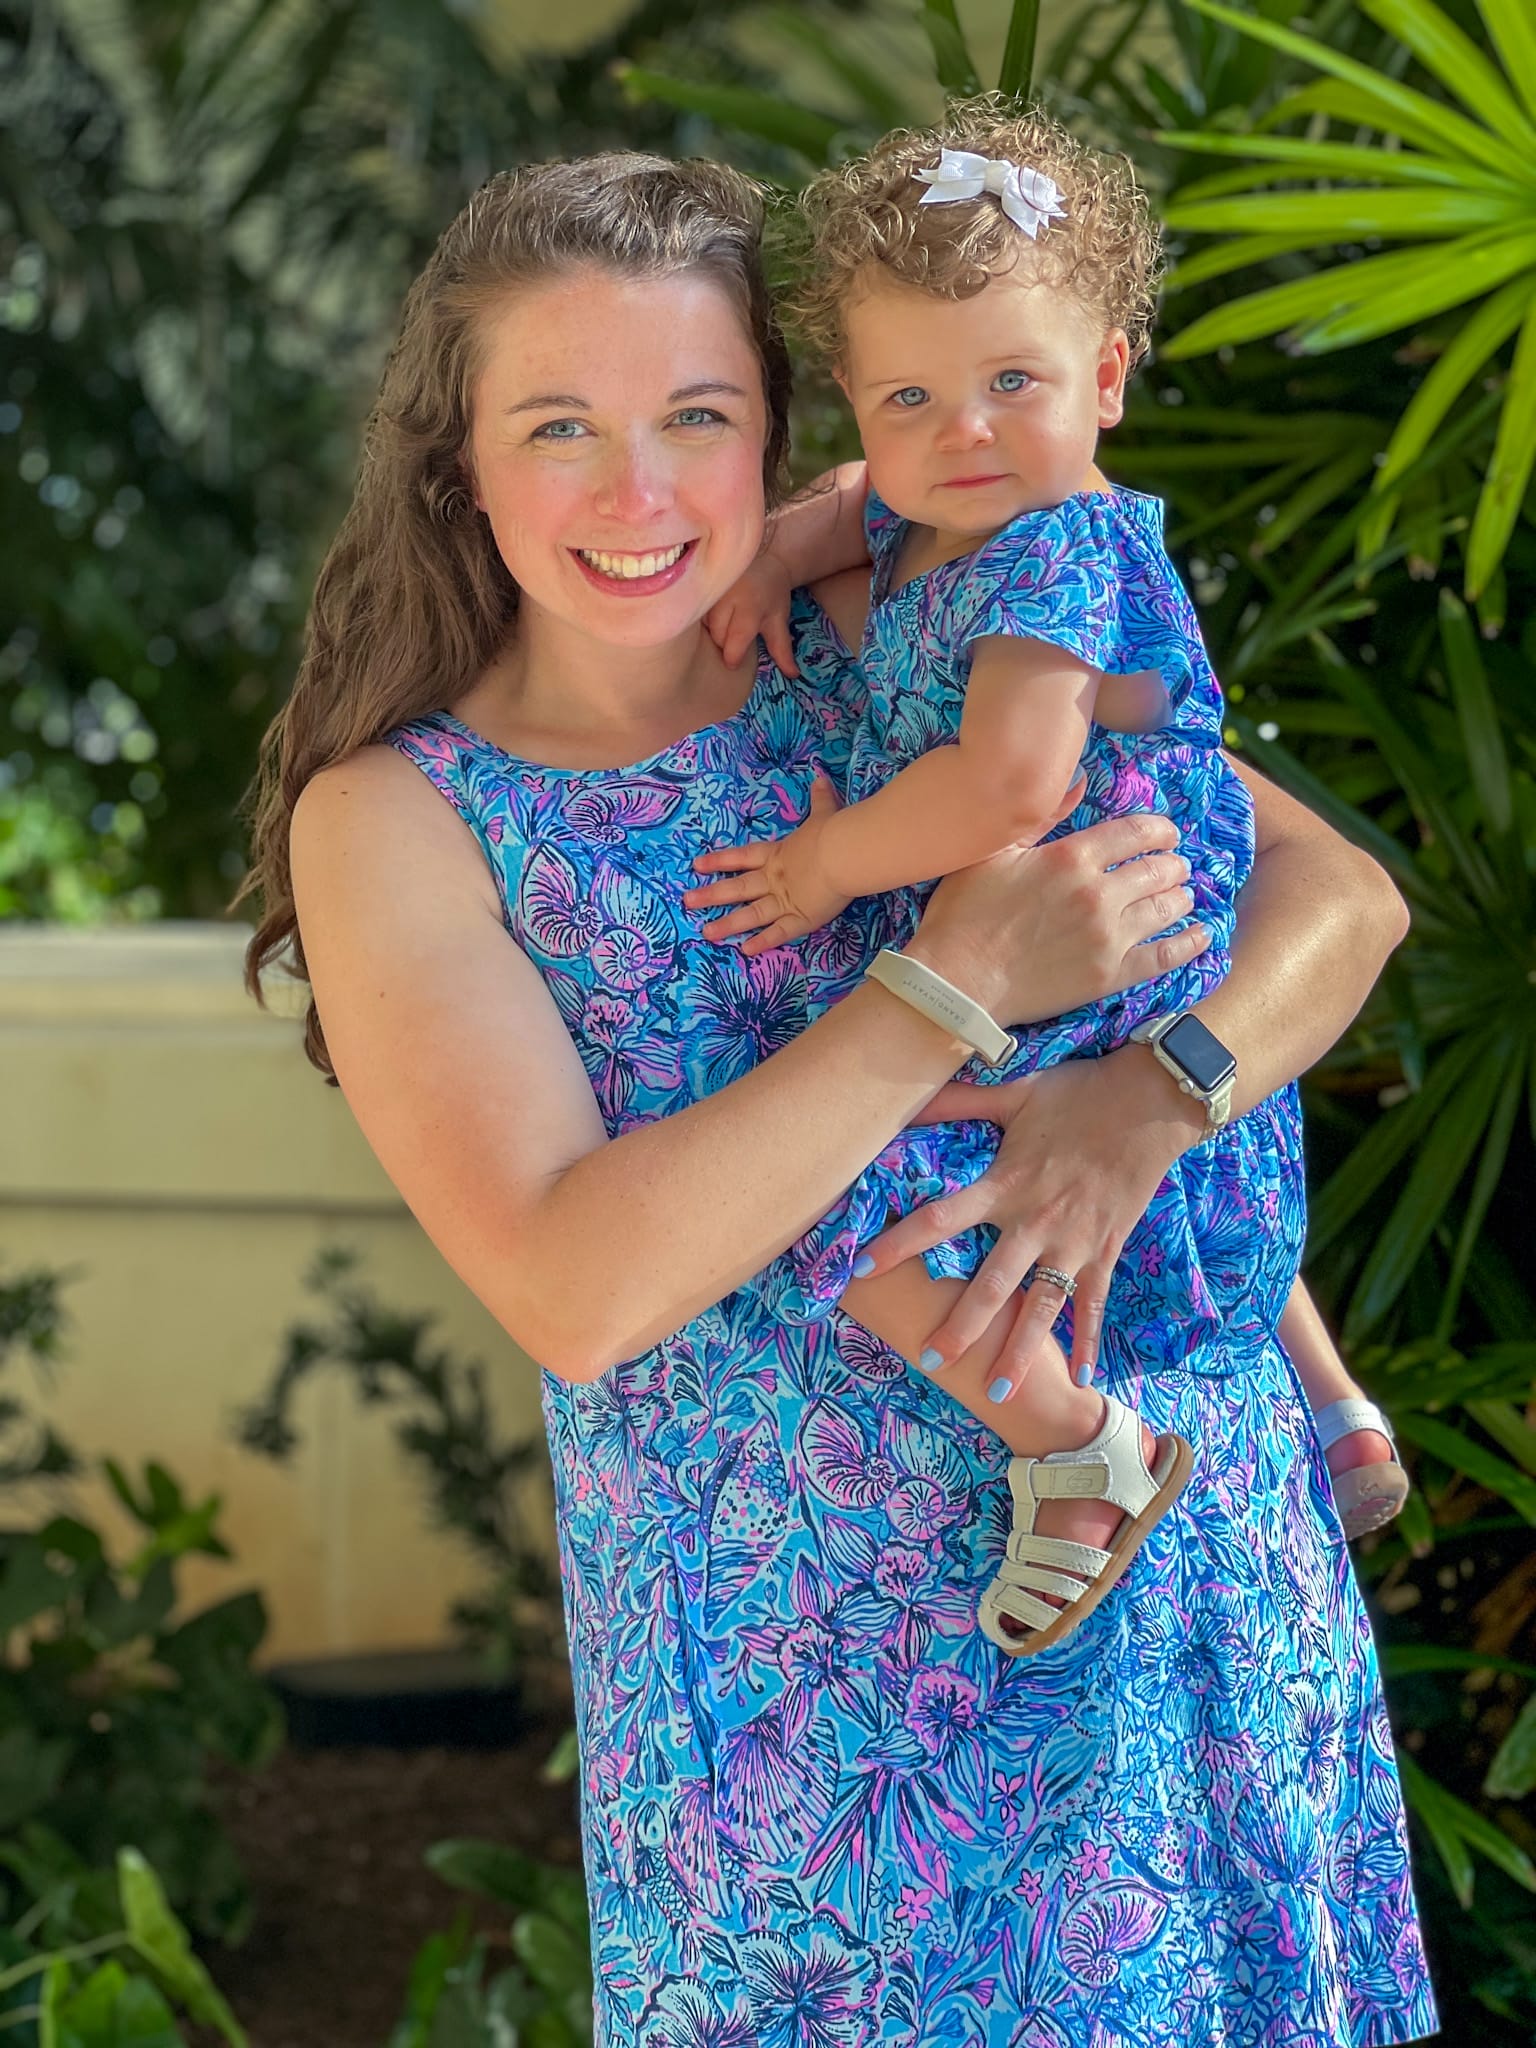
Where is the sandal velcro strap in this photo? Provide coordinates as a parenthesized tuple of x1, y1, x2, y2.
(981, 1582, 1058, 1633)
(1314, 1396, 1396, 1453)
(1004, 1530, 1110, 1576)
(1027, 1463, 1109, 1500)
(1002, 1558, 1099, 1604)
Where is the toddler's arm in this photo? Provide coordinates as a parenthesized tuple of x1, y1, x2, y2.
(816, 636, 1099, 897)
(689, 636, 1099, 954)
(706, 462, 870, 672)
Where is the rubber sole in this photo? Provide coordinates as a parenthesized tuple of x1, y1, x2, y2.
(1334, 1460, 1410, 1541)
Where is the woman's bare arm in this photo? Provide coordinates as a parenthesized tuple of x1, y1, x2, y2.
(290, 744, 1198, 1384)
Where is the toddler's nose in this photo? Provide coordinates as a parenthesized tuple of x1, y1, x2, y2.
(934, 404, 996, 452)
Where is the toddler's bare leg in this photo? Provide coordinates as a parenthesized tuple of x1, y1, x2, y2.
(1281, 1278, 1394, 1476)
(844, 1260, 1158, 1561)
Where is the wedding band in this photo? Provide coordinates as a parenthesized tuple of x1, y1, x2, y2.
(1032, 1264, 1077, 1298)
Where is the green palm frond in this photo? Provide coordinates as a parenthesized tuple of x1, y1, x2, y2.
(1159, 0, 1536, 597)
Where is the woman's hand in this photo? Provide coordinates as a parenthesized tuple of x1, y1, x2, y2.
(852, 1050, 1204, 1389)
(911, 809, 1210, 1030)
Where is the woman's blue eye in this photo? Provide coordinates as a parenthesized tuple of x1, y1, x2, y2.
(674, 406, 725, 427)
(891, 386, 928, 409)
(534, 418, 587, 441)
(993, 369, 1031, 393)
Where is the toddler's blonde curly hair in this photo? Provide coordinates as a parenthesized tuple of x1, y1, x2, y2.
(797, 97, 1162, 369)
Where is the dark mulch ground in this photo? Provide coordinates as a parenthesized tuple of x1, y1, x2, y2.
(194, 1719, 581, 2048)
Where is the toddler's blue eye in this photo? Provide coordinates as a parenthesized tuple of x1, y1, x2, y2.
(993, 369, 1031, 393)
(891, 386, 928, 408)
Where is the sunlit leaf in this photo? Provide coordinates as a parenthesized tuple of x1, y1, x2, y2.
(1293, 229, 1536, 354)
(1165, 243, 1452, 357)
(1479, 0, 1536, 121)
(1181, 0, 1533, 181)
(1360, 0, 1536, 152)
(1159, 129, 1518, 189)
(1465, 291, 1536, 597)
(1164, 188, 1523, 239)
(1359, 275, 1534, 561)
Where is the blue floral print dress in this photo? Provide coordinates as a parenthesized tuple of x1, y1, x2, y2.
(755, 487, 1302, 1365)
(388, 588, 1435, 2048)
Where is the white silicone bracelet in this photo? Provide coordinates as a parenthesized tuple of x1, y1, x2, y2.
(864, 949, 1017, 1067)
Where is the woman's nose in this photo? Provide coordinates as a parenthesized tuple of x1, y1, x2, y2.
(593, 439, 672, 522)
(934, 404, 996, 452)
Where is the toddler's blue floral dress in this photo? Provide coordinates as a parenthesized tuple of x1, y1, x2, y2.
(387, 583, 1435, 2048)
(756, 487, 1302, 1368)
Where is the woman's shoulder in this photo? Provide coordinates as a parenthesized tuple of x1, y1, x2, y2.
(292, 739, 498, 907)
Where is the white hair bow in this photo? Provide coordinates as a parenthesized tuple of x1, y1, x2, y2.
(913, 149, 1067, 240)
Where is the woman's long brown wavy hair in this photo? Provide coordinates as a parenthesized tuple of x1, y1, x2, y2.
(238, 152, 792, 1077)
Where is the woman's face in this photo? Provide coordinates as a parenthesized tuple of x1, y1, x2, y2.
(468, 267, 770, 649)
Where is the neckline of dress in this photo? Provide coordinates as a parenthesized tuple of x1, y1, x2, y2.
(429, 646, 779, 782)
(877, 482, 1149, 609)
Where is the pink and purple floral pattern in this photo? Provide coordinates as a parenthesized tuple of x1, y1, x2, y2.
(387, 589, 1435, 2047)
(752, 488, 1304, 1364)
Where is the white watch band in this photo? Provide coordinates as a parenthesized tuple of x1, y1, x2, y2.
(865, 949, 1017, 1067)
(1130, 1013, 1235, 1133)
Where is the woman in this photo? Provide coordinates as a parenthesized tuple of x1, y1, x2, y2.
(244, 154, 1435, 2045)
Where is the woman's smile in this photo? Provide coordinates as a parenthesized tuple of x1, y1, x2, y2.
(572, 539, 698, 591)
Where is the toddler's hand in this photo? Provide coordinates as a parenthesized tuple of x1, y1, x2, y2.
(705, 556, 798, 676)
(686, 775, 850, 955)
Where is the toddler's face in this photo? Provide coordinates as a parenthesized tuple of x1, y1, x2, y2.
(837, 266, 1129, 537)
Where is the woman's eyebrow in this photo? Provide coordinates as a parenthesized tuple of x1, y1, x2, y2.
(504, 392, 588, 416)
(503, 380, 747, 417)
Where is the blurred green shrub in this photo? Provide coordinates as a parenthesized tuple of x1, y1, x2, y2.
(0, 1262, 282, 1949)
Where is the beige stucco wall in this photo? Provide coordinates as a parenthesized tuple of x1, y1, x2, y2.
(0, 924, 551, 1666)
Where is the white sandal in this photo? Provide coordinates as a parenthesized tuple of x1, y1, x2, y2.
(1314, 1396, 1409, 1540)
(978, 1395, 1194, 1659)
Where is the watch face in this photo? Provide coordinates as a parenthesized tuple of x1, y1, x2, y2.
(1160, 1013, 1236, 1094)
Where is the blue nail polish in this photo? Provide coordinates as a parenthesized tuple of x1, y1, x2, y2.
(987, 1376, 1012, 1405)
(1076, 1362, 1094, 1387)
(851, 1253, 876, 1278)
(918, 1347, 944, 1374)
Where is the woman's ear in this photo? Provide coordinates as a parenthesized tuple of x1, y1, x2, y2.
(1097, 330, 1131, 430)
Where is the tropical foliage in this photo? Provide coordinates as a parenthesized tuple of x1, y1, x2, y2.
(620, 0, 1536, 2028)
(7, 0, 1536, 2030)
(0, 1262, 274, 2044)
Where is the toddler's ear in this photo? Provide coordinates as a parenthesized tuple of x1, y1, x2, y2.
(1097, 330, 1131, 429)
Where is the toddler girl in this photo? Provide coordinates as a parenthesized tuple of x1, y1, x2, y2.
(686, 101, 1407, 1653)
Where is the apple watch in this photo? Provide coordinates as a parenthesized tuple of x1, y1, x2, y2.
(1130, 1011, 1236, 1133)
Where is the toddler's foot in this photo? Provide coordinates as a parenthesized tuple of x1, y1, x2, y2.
(1315, 1397, 1408, 1539)
(979, 1396, 1193, 1658)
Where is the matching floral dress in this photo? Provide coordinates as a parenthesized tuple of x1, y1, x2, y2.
(387, 548, 1435, 2045)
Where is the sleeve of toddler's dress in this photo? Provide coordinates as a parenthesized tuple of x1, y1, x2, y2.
(948, 494, 1122, 676)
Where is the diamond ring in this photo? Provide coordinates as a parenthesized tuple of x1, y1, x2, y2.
(1032, 1263, 1077, 1298)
